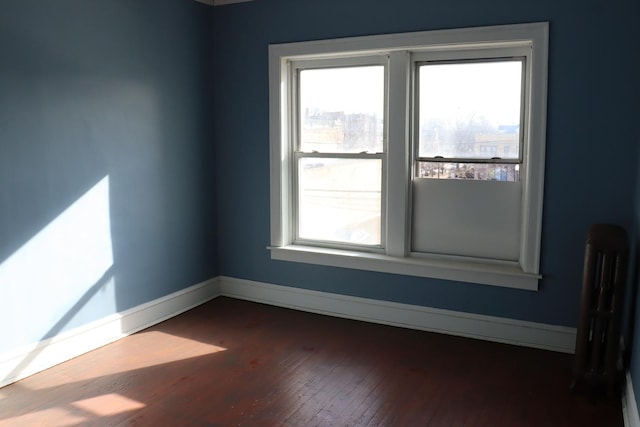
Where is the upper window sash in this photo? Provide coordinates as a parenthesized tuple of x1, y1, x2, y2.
(412, 48, 529, 165)
(290, 56, 389, 153)
(295, 65, 387, 155)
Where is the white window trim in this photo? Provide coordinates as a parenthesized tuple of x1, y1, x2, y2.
(268, 22, 548, 291)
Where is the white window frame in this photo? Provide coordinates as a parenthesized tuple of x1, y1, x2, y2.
(268, 22, 548, 291)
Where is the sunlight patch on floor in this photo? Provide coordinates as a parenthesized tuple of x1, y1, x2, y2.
(23, 331, 227, 389)
(72, 393, 146, 417)
(0, 407, 87, 427)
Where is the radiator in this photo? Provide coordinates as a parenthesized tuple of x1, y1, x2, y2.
(571, 224, 628, 396)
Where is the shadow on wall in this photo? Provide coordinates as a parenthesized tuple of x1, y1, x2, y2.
(0, 0, 214, 384)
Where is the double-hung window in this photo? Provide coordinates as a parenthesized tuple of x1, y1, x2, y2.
(269, 23, 548, 290)
(294, 59, 386, 248)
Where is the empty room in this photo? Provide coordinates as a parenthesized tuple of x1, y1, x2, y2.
(1, 0, 639, 425)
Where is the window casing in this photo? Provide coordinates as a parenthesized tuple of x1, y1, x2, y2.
(269, 23, 548, 290)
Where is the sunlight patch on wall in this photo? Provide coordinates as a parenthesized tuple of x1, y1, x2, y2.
(0, 176, 115, 351)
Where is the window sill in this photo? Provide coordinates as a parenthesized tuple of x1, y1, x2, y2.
(269, 245, 540, 291)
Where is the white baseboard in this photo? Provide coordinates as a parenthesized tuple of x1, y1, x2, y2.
(218, 276, 577, 353)
(624, 371, 640, 427)
(0, 274, 578, 390)
(0, 278, 220, 389)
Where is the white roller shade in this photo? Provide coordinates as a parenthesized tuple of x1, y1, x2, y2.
(411, 179, 521, 261)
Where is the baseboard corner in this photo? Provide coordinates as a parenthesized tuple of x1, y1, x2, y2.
(0, 277, 221, 388)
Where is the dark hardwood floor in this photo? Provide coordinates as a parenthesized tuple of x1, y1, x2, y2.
(0, 297, 623, 426)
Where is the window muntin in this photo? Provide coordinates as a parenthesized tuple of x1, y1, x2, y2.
(294, 64, 385, 248)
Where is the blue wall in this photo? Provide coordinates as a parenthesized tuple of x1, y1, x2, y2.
(0, 0, 215, 353)
(213, 0, 640, 327)
(2, 0, 640, 401)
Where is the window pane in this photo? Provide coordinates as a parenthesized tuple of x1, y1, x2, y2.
(299, 66, 384, 153)
(417, 162, 519, 181)
(418, 61, 522, 159)
(298, 158, 381, 245)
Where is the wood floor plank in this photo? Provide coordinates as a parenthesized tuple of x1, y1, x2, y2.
(0, 297, 624, 426)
